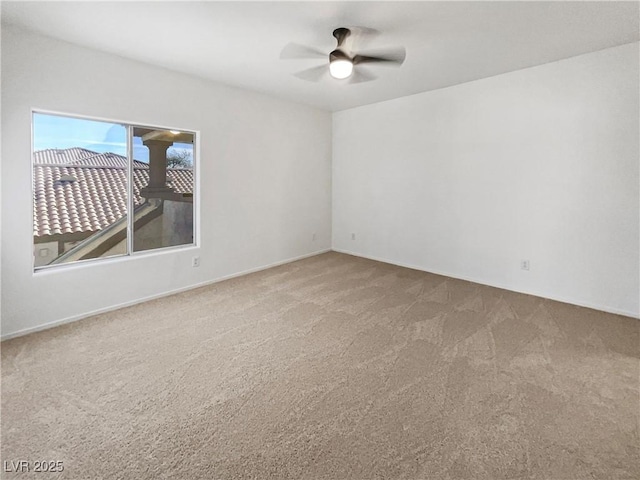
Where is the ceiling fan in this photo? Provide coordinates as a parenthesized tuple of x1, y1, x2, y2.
(281, 27, 406, 83)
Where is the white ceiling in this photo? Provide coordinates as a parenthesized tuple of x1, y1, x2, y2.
(2, 1, 638, 111)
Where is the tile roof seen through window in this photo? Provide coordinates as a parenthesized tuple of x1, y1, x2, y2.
(34, 148, 149, 168)
(33, 148, 193, 237)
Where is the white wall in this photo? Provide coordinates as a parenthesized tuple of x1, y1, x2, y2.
(1, 25, 332, 338)
(333, 43, 639, 318)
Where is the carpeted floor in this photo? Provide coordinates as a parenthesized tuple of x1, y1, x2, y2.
(1, 252, 638, 479)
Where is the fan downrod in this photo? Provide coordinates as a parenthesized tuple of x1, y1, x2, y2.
(332, 28, 351, 48)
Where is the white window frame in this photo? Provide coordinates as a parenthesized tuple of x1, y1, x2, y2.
(31, 109, 200, 272)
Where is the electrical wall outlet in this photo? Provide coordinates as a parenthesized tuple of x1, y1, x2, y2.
(521, 259, 530, 271)
(351, 233, 356, 240)
(192, 256, 200, 267)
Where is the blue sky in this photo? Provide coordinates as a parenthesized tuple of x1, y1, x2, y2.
(33, 113, 192, 163)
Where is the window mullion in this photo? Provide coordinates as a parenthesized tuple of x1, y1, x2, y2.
(126, 124, 134, 256)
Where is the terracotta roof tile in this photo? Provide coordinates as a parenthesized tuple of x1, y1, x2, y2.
(33, 149, 193, 237)
(34, 148, 149, 168)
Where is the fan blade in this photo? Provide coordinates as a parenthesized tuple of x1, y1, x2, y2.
(293, 64, 328, 82)
(348, 27, 380, 50)
(353, 47, 406, 66)
(280, 43, 326, 60)
(349, 67, 377, 84)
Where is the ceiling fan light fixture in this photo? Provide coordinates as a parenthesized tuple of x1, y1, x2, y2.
(284, 27, 405, 84)
(329, 58, 353, 79)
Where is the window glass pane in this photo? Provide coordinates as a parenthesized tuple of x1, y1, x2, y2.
(131, 127, 195, 252)
(33, 113, 128, 268)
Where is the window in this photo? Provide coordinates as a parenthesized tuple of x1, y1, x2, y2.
(32, 112, 196, 270)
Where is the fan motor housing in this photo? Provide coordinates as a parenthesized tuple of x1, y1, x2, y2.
(330, 49, 350, 63)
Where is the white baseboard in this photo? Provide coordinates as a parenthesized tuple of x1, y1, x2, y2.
(4, 246, 635, 341)
(1, 249, 331, 341)
(332, 248, 640, 320)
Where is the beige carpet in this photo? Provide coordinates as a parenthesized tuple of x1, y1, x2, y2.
(1, 252, 638, 479)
